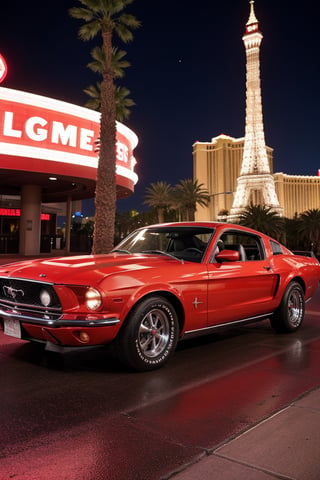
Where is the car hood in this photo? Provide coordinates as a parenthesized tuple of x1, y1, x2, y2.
(0, 253, 181, 284)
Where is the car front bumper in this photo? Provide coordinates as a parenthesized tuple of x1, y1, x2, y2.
(0, 307, 121, 347)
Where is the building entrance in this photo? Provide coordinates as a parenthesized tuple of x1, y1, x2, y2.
(0, 215, 19, 253)
(0, 211, 56, 254)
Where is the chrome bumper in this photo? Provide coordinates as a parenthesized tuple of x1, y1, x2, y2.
(0, 307, 120, 327)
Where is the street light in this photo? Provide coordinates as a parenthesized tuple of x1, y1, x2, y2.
(209, 191, 233, 197)
(209, 191, 233, 221)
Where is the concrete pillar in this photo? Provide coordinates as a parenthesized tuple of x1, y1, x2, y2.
(19, 185, 42, 255)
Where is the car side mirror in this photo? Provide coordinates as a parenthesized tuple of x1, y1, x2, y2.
(216, 249, 240, 262)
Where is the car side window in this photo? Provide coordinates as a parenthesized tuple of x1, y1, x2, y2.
(270, 240, 283, 255)
(213, 231, 265, 262)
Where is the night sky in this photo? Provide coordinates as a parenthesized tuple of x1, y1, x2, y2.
(1, 1, 319, 215)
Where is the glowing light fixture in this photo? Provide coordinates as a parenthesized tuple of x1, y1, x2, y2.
(0, 54, 7, 83)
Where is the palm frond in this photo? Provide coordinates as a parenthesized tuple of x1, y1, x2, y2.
(78, 20, 101, 40)
(69, 6, 95, 21)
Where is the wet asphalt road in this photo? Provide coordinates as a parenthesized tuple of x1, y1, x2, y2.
(0, 289, 320, 480)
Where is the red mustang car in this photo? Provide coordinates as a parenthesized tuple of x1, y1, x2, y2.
(0, 222, 319, 371)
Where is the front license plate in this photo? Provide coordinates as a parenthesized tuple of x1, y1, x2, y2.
(4, 318, 21, 338)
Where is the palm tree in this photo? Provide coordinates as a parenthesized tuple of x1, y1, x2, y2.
(239, 204, 284, 239)
(298, 209, 320, 253)
(144, 181, 173, 223)
(69, 0, 140, 254)
(84, 46, 135, 118)
(84, 82, 135, 120)
(174, 179, 209, 221)
(83, 83, 102, 110)
(114, 85, 135, 121)
(87, 46, 130, 78)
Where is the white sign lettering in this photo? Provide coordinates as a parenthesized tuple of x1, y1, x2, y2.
(51, 122, 77, 147)
(116, 142, 129, 163)
(79, 128, 95, 151)
(25, 116, 47, 141)
(3, 111, 22, 138)
(2, 111, 95, 152)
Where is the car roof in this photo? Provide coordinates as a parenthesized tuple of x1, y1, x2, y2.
(139, 221, 266, 237)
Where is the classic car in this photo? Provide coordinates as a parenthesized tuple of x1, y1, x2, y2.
(0, 222, 319, 371)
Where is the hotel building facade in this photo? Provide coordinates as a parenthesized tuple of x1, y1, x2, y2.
(194, 1, 320, 222)
(193, 134, 320, 221)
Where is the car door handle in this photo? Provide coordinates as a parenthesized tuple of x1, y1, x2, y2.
(263, 265, 272, 270)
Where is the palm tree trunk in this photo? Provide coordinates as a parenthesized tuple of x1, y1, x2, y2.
(92, 29, 117, 254)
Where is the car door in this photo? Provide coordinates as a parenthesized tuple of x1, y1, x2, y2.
(206, 231, 279, 325)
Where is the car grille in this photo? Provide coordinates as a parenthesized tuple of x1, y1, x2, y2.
(0, 277, 62, 320)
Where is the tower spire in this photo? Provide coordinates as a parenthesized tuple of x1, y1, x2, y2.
(229, 1, 283, 219)
(247, 1, 258, 28)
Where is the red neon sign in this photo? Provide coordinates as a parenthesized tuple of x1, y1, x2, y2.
(0, 88, 138, 194)
(0, 208, 50, 220)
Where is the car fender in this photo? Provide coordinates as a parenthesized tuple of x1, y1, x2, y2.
(270, 257, 316, 302)
(97, 273, 186, 326)
(118, 282, 186, 331)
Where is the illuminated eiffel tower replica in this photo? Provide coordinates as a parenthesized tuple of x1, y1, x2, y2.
(229, 1, 283, 220)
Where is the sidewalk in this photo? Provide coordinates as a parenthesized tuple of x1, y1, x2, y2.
(173, 387, 320, 480)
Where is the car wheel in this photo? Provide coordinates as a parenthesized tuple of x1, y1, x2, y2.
(118, 296, 179, 371)
(270, 281, 305, 333)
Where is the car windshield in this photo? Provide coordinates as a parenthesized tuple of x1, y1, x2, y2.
(113, 226, 215, 263)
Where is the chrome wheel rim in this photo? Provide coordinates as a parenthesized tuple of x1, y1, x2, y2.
(288, 289, 303, 327)
(138, 308, 170, 358)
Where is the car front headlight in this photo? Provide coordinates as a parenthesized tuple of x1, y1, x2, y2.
(40, 289, 52, 307)
(85, 287, 102, 311)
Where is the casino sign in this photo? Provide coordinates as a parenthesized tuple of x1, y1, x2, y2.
(0, 85, 138, 255)
(0, 86, 138, 201)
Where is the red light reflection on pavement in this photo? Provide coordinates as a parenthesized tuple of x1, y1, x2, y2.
(128, 337, 320, 447)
